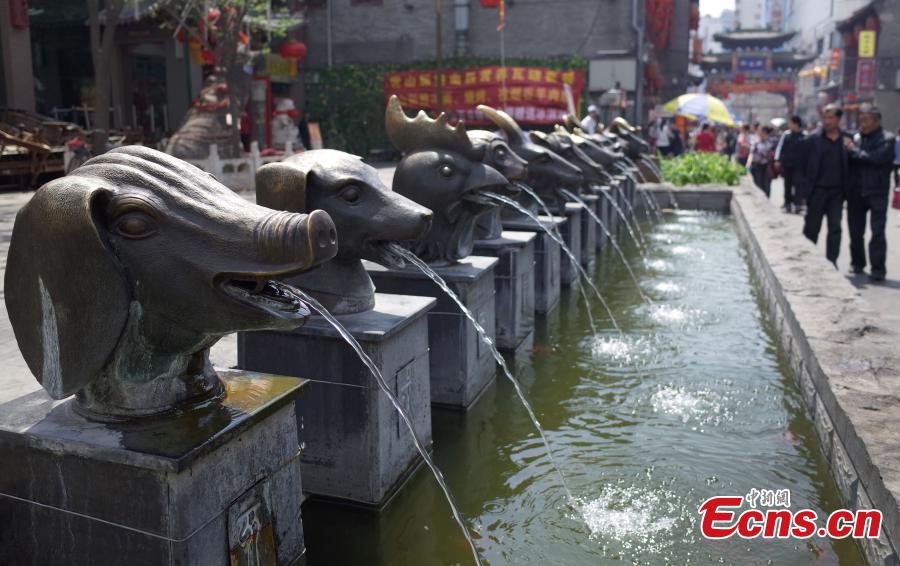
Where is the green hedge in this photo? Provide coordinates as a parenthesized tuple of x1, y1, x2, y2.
(305, 56, 588, 158)
(660, 152, 747, 186)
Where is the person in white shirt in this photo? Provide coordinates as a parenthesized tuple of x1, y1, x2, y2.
(655, 119, 672, 156)
(580, 105, 600, 134)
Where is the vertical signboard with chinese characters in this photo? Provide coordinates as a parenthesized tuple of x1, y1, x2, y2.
(383, 66, 586, 125)
(856, 59, 876, 91)
(858, 30, 876, 58)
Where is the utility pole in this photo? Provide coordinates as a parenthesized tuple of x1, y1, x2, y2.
(435, 0, 443, 113)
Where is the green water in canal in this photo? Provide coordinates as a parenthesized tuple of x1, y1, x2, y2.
(304, 211, 864, 565)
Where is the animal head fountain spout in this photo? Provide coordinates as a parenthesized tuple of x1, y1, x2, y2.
(256, 149, 433, 314)
(477, 104, 582, 212)
(5, 146, 338, 420)
(386, 96, 508, 265)
(529, 128, 611, 189)
(468, 129, 527, 239)
(609, 117, 651, 159)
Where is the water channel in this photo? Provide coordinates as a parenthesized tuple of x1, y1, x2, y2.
(303, 210, 864, 565)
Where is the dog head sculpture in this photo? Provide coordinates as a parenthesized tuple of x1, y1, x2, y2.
(477, 104, 582, 213)
(5, 146, 338, 420)
(256, 149, 433, 314)
(386, 96, 508, 265)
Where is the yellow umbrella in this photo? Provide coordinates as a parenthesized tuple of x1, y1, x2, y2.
(662, 94, 736, 126)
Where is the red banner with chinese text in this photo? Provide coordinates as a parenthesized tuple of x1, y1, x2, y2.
(383, 66, 585, 125)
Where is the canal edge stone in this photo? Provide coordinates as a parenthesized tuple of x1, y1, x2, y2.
(727, 177, 900, 566)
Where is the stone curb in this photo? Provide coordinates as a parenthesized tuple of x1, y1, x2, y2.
(675, 177, 900, 565)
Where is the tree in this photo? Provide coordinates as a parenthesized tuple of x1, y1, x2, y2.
(86, 0, 124, 151)
(155, 1, 301, 157)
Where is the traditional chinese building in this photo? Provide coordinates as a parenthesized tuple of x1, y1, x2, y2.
(699, 29, 815, 122)
(832, 0, 900, 130)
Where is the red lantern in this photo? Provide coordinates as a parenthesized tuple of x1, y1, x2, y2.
(480, 0, 501, 7)
(735, 73, 745, 85)
(278, 41, 307, 60)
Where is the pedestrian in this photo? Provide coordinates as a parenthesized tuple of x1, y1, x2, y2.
(581, 105, 600, 134)
(670, 125, 684, 156)
(298, 110, 312, 150)
(803, 104, 849, 268)
(749, 126, 775, 196)
(722, 127, 737, 159)
(893, 127, 900, 188)
(655, 118, 673, 156)
(736, 124, 752, 165)
(845, 105, 895, 281)
(774, 115, 806, 213)
(695, 123, 716, 152)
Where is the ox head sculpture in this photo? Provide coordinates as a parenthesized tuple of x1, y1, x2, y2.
(5, 146, 338, 420)
(256, 149, 433, 314)
(468, 129, 528, 239)
(477, 104, 582, 213)
(386, 96, 508, 265)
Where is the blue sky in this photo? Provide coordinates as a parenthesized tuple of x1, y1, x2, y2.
(701, 0, 736, 16)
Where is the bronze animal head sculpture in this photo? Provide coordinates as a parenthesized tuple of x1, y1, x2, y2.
(386, 96, 508, 265)
(477, 104, 582, 212)
(609, 117, 651, 159)
(468, 129, 528, 239)
(555, 124, 625, 169)
(256, 149, 433, 314)
(5, 146, 338, 420)
(530, 128, 612, 188)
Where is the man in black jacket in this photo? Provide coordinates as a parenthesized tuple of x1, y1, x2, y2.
(803, 105, 849, 267)
(775, 115, 807, 213)
(846, 105, 895, 281)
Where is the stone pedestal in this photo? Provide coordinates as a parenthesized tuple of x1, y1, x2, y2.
(603, 184, 619, 234)
(366, 257, 498, 411)
(595, 186, 610, 251)
(577, 195, 598, 272)
(560, 202, 583, 286)
(501, 216, 563, 314)
(472, 231, 537, 351)
(238, 294, 435, 508)
(0, 370, 307, 566)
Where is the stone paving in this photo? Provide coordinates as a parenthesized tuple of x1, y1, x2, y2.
(767, 177, 900, 336)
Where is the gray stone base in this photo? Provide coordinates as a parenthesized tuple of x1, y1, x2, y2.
(560, 203, 583, 286)
(578, 195, 599, 271)
(594, 187, 611, 252)
(0, 370, 307, 566)
(237, 294, 435, 508)
(366, 258, 498, 411)
(502, 216, 564, 314)
(473, 231, 537, 351)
